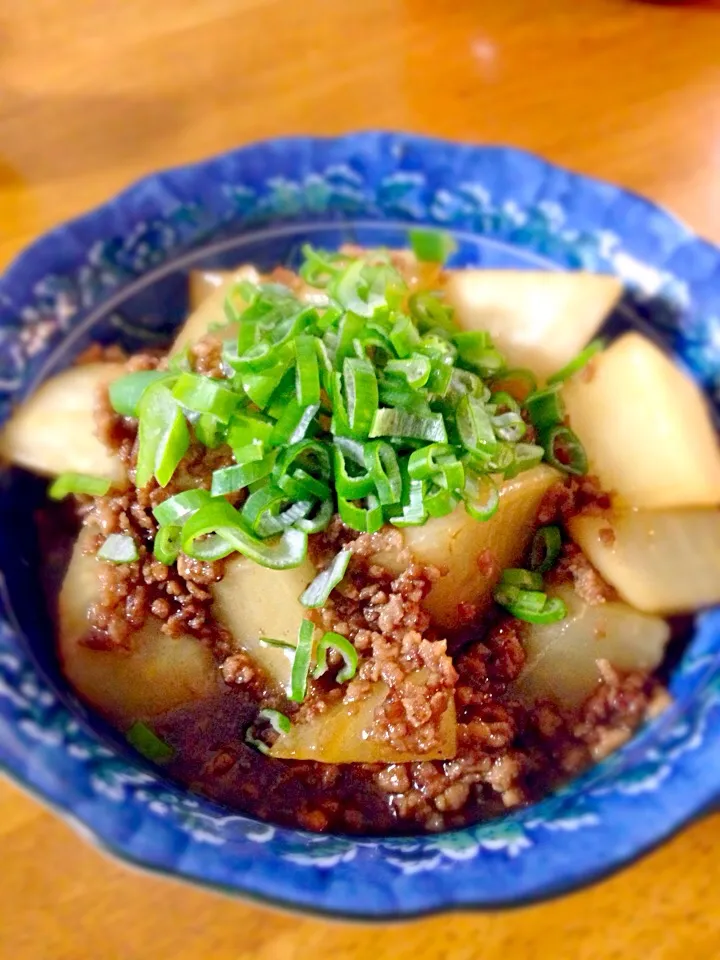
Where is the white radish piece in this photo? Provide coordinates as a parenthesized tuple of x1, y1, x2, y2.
(270, 674, 456, 763)
(211, 553, 319, 690)
(445, 270, 622, 380)
(514, 586, 670, 709)
(58, 531, 217, 727)
(569, 508, 720, 615)
(375, 465, 560, 630)
(563, 332, 720, 509)
(0, 362, 126, 481)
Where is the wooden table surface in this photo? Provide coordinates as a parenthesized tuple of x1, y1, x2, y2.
(2, 1, 720, 957)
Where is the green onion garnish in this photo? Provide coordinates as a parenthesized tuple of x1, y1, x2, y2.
(541, 425, 588, 476)
(153, 524, 181, 565)
(135, 382, 189, 488)
(289, 619, 315, 702)
(48, 472, 111, 500)
(313, 631, 358, 684)
(181, 499, 308, 569)
(369, 407, 447, 443)
(109, 370, 171, 418)
(530, 526, 563, 573)
(524, 384, 565, 431)
(126, 721, 174, 762)
(97, 533, 138, 564)
(153, 488, 214, 527)
(408, 228, 457, 264)
(259, 636, 297, 650)
(258, 707, 292, 734)
(493, 583, 567, 624)
(547, 339, 605, 385)
(210, 453, 277, 497)
(300, 549, 352, 608)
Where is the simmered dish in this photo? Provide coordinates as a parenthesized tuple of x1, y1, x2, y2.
(4, 234, 720, 834)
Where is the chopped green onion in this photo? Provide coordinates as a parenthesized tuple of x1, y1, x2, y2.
(408, 228, 457, 264)
(456, 395, 497, 458)
(343, 356, 378, 438)
(547, 339, 605, 385)
(525, 384, 565, 430)
(48, 472, 111, 500)
(333, 438, 374, 498)
(385, 354, 432, 389)
(338, 494, 383, 533)
(126, 721, 174, 762)
(153, 524, 181, 565)
(172, 373, 238, 423)
(135, 383, 189, 488)
(313, 632, 358, 684)
(541, 425, 588, 476)
(227, 414, 274, 455)
(453, 332, 506, 378)
(245, 730, 270, 755)
(530, 526, 563, 573)
(294, 497, 334, 533)
(390, 315, 421, 357)
(109, 370, 171, 417)
(258, 708, 292, 734)
(299, 244, 347, 287)
(181, 500, 308, 569)
(210, 452, 277, 496)
(494, 583, 567, 624)
(365, 441, 403, 505)
(300, 549, 352, 608)
(242, 484, 311, 538)
(504, 442, 545, 479)
(259, 636, 296, 650)
(424, 483, 460, 518)
(369, 407, 447, 443)
(289, 619, 315, 702)
(153, 489, 214, 527)
(501, 567, 544, 591)
(462, 471, 499, 521)
(97, 533, 138, 564)
(295, 334, 321, 406)
(233, 440, 265, 465)
(269, 399, 320, 446)
(389, 478, 428, 528)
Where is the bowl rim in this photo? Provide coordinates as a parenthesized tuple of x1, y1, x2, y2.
(1, 131, 720, 920)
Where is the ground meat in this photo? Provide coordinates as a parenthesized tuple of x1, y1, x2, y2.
(537, 474, 612, 525)
(190, 334, 225, 378)
(551, 543, 616, 605)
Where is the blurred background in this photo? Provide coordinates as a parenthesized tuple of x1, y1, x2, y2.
(1, 1, 720, 958)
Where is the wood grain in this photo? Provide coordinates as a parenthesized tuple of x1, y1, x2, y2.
(1, 1, 720, 956)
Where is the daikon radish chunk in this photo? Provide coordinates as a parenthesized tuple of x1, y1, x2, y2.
(211, 553, 318, 690)
(445, 270, 622, 380)
(0, 362, 126, 482)
(173, 266, 260, 352)
(58, 532, 217, 727)
(563, 332, 720, 509)
(514, 586, 670, 709)
(569, 508, 720, 615)
(374, 465, 559, 630)
(270, 674, 456, 763)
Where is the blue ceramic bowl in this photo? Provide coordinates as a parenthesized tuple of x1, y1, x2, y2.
(1, 133, 720, 920)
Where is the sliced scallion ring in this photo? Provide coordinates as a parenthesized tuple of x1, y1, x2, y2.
(313, 632, 359, 684)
